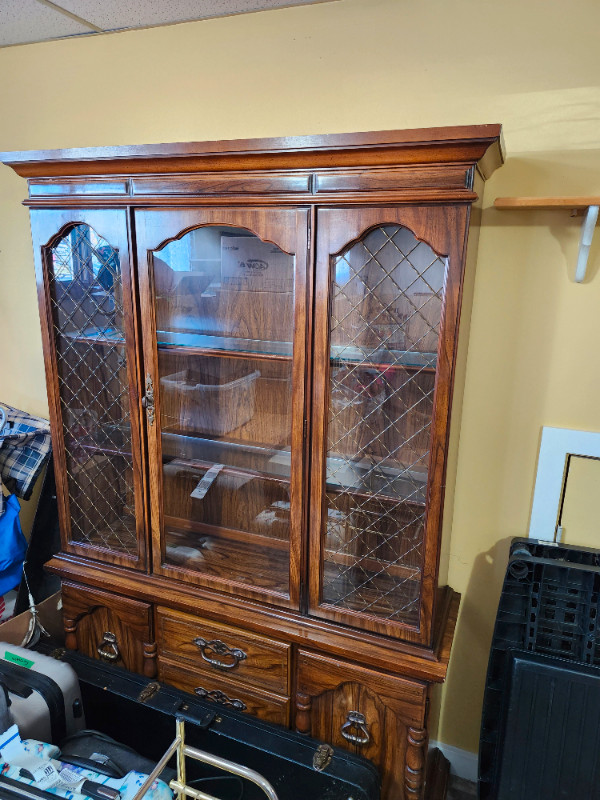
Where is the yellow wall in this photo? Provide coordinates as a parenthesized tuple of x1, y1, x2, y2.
(2, 0, 600, 755)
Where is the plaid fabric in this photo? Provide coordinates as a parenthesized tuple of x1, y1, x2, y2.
(0, 403, 52, 512)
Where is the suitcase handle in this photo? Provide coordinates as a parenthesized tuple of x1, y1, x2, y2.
(193, 637, 247, 670)
(97, 632, 120, 662)
(341, 711, 370, 745)
(0, 675, 33, 699)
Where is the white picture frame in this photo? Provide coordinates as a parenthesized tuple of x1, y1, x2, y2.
(529, 426, 600, 540)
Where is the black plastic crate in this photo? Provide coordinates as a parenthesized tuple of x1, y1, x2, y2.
(479, 538, 600, 800)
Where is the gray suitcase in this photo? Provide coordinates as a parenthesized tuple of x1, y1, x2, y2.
(0, 643, 85, 742)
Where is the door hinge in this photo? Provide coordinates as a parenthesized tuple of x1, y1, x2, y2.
(303, 419, 308, 439)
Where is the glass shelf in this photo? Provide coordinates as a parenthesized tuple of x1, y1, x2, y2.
(326, 454, 427, 505)
(162, 432, 426, 504)
(330, 345, 437, 371)
(162, 433, 292, 483)
(157, 330, 293, 358)
(63, 327, 125, 345)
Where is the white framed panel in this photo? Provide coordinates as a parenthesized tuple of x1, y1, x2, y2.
(529, 426, 600, 540)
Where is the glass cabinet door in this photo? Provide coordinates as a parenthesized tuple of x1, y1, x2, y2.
(309, 206, 468, 643)
(30, 210, 147, 568)
(136, 208, 308, 609)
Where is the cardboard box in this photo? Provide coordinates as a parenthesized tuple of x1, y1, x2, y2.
(220, 236, 294, 293)
(0, 591, 63, 647)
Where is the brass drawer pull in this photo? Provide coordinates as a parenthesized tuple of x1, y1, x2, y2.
(193, 637, 247, 670)
(341, 711, 370, 745)
(194, 687, 247, 711)
(97, 631, 120, 662)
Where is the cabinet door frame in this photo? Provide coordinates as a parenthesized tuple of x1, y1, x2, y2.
(135, 206, 309, 610)
(30, 208, 148, 570)
(309, 205, 470, 644)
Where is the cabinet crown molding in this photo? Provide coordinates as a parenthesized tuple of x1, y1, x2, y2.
(1, 124, 504, 180)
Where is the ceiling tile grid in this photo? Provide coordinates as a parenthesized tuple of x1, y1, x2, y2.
(0, 0, 94, 47)
(54, 0, 334, 31)
(0, 0, 338, 47)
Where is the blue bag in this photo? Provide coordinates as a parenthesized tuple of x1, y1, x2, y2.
(0, 494, 27, 595)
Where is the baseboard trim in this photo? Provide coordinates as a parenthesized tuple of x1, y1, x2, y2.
(429, 741, 478, 784)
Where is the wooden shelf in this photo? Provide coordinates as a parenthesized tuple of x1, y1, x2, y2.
(164, 514, 289, 551)
(495, 196, 600, 211)
(324, 549, 421, 583)
(164, 525, 289, 594)
(494, 196, 600, 282)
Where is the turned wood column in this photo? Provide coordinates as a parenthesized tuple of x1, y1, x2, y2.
(64, 617, 77, 651)
(295, 692, 312, 735)
(143, 641, 158, 678)
(405, 726, 428, 799)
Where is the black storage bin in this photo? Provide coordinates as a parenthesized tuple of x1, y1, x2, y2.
(479, 538, 600, 800)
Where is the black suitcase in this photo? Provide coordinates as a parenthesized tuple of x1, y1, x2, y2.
(46, 648, 380, 800)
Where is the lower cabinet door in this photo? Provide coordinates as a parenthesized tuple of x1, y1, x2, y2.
(295, 650, 429, 800)
(159, 658, 290, 726)
(61, 582, 156, 677)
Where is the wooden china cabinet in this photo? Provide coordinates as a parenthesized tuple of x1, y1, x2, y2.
(1, 126, 503, 799)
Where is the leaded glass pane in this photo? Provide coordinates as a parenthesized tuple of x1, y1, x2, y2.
(322, 224, 446, 625)
(48, 224, 137, 556)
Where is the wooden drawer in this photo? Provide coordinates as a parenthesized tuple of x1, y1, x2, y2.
(156, 607, 290, 694)
(61, 582, 156, 677)
(296, 650, 429, 800)
(159, 658, 289, 726)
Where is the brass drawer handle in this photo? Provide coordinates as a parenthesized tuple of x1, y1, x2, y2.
(194, 687, 247, 711)
(341, 711, 370, 745)
(193, 637, 247, 670)
(97, 631, 120, 662)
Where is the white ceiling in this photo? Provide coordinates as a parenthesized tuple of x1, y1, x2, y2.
(0, 0, 339, 47)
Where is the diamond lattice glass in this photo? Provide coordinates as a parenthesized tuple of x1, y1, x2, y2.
(48, 224, 137, 555)
(322, 224, 446, 625)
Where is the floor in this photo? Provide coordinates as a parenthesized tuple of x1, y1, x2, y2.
(447, 776, 477, 799)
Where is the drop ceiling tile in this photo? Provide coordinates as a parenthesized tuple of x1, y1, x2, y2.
(53, 0, 335, 32)
(0, 0, 95, 46)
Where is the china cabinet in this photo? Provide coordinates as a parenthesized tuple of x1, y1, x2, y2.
(1, 125, 503, 799)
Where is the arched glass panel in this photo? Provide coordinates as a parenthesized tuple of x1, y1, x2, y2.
(152, 226, 295, 597)
(322, 224, 446, 625)
(48, 224, 137, 555)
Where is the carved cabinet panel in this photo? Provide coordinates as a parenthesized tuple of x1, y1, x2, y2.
(296, 650, 429, 800)
(61, 582, 155, 677)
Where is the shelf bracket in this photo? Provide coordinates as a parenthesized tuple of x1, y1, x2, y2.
(575, 204, 599, 283)
(494, 196, 600, 283)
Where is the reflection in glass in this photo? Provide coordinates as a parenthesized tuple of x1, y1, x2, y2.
(152, 226, 295, 596)
(322, 225, 446, 625)
(48, 224, 137, 555)
(154, 227, 295, 355)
